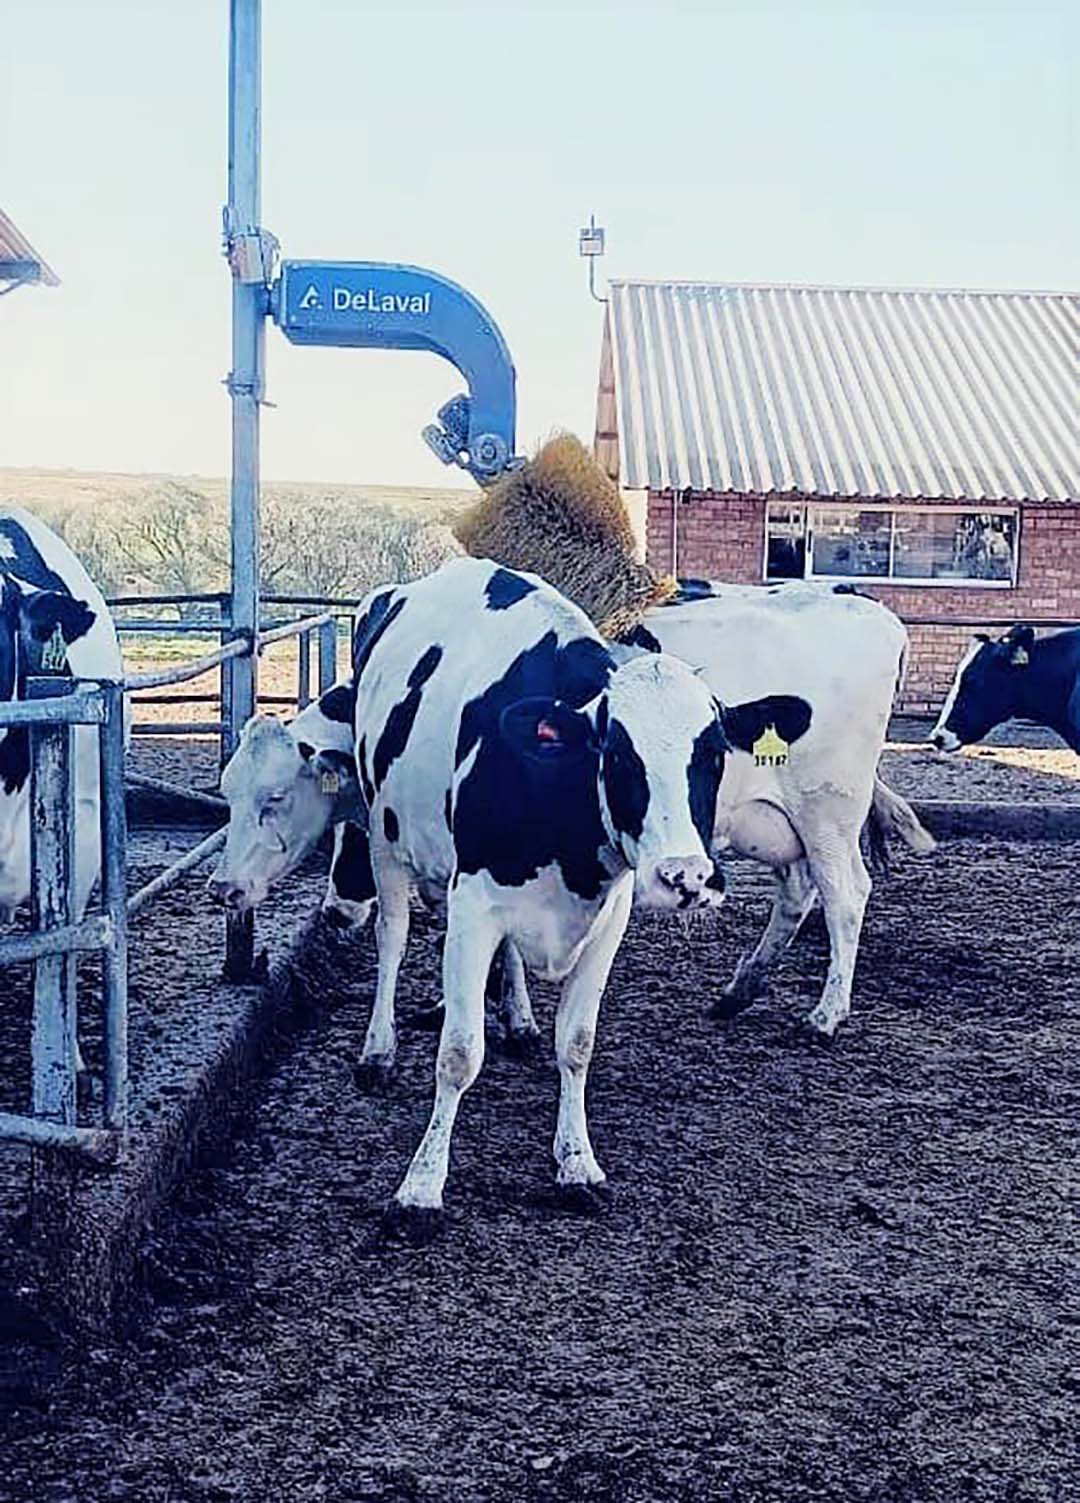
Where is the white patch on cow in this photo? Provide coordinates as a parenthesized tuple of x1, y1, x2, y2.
(0, 532, 16, 562)
(929, 638, 982, 752)
(645, 582, 915, 1035)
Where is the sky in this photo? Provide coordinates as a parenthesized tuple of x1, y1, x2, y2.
(1, 0, 1076, 489)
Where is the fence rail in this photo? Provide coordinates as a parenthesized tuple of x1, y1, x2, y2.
(0, 600, 349, 1163)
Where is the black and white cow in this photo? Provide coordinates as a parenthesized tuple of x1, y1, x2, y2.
(0, 505, 122, 923)
(930, 624, 1080, 754)
(621, 579, 935, 1036)
(214, 557, 811, 1220)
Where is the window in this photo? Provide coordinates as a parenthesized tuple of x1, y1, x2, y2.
(765, 505, 1018, 587)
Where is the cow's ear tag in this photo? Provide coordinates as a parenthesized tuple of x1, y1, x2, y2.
(752, 724, 789, 767)
(1010, 645, 1029, 667)
(41, 625, 68, 672)
(320, 770, 341, 795)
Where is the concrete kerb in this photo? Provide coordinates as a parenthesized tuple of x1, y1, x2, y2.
(27, 907, 326, 1335)
(912, 799, 1080, 841)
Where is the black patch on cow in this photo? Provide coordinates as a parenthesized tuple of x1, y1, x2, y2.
(0, 519, 69, 596)
(318, 683, 355, 724)
(297, 740, 315, 761)
(353, 591, 405, 682)
(618, 622, 662, 654)
(372, 644, 443, 791)
(601, 715, 649, 845)
(453, 634, 613, 899)
(444, 788, 453, 831)
(356, 735, 375, 809)
(485, 568, 536, 611)
(455, 632, 615, 770)
(331, 821, 376, 903)
(688, 718, 727, 847)
(383, 806, 399, 842)
(722, 694, 813, 754)
(0, 535, 96, 798)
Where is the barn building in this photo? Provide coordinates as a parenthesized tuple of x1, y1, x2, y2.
(594, 281, 1079, 712)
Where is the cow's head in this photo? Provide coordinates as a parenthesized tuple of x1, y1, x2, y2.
(209, 713, 361, 912)
(929, 626, 1034, 751)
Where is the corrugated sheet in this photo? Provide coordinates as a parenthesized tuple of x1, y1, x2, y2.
(606, 281, 1079, 503)
(0, 207, 58, 286)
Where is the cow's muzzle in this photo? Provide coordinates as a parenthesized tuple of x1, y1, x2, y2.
(928, 728, 960, 753)
(652, 855, 721, 910)
(208, 874, 256, 912)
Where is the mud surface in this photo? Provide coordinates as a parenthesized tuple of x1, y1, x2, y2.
(2, 834, 1079, 1502)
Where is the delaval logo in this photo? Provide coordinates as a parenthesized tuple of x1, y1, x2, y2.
(297, 283, 432, 316)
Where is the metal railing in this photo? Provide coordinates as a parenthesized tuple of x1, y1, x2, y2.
(108, 592, 350, 756)
(0, 607, 344, 1162)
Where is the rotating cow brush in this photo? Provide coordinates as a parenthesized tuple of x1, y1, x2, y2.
(453, 433, 676, 638)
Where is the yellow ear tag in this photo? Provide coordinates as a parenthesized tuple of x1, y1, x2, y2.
(752, 724, 789, 768)
(1011, 647, 1029, 666)
(320, 770, 341, 796)
(41, 624, 68, 672)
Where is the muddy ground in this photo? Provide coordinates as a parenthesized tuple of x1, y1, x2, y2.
(2, 815, 1079, 1501)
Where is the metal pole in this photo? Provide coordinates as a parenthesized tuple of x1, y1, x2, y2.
(318, 618, 337, 695)
(99, 682, 129, 1129)
(297, 629, 311, 710)
(28, 683, 77, 1125)
(224, 0, 263, 978)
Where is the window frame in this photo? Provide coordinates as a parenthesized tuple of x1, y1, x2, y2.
(762, 502, 1020, 589)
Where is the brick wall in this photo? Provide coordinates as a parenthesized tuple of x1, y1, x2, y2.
(646, 493, 1080, 714)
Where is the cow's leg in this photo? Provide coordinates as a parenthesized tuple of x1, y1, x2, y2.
(553, 879, 633, 1198)
(711, 858, 817, 1018)
(804, 843, 871, 1037)
(499, 940, 540, 1053)
(391, 884, 500, 1228)
(356, 854, 410, 1091)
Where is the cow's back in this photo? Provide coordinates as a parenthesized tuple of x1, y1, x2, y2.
(645, 583, 906, 809)
(353, 558, 604, 884)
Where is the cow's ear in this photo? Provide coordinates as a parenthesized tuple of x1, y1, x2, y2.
(20, 590, 96, 646)
(975, 632, 991, 644)
(1004, 624, 1034, 667)
(498, 697, 595, 764)
(722, 694, 812, 755)
(310, 749, 366, 823)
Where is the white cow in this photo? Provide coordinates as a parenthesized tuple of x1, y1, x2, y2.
(214, 558, 810, 1226)
(626, 580, 934, 1036)
(0, 505, 122, 922)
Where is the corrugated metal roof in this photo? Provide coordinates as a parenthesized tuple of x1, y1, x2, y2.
(0, 207, 59, 287)
(604, 281, 1079, 503)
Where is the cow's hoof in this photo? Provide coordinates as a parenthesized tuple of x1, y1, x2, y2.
(500, 1025, 542, 1061)
(554, 1181, 612, 1217)
(401, 1004, 445, 1033)
(801, 1009, 843, 1044)
(76, 1069, 98, 1113)
(381, 1200, 443, 1247)
(353, 1056, 396, 1094)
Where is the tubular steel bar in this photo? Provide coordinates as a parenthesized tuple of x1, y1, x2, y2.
(225, 0, 264, 981)
(318, 618, 337, 693)
(27, 681, 78, 1127)
(0, 1113, 119, 1164)
(99, 682, 129, 1129)
(298, 630, 311, 710)
(127, 827, 227, 920)
(125, 637, 249, 693)
(256, 610, 332, 648)
(0, 914, 113, 966)
(0, 693, 106, 728)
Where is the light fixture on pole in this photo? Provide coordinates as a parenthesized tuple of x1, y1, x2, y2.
(579, 214, 607, 304)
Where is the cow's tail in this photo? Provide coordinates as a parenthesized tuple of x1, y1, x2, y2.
(866, 776, 937, 872)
